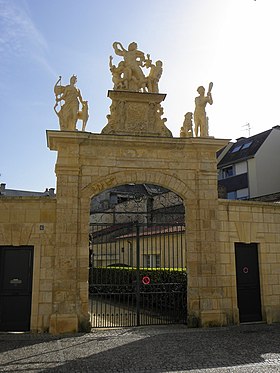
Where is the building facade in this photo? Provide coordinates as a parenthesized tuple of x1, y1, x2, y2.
(218, 126, 280, 200)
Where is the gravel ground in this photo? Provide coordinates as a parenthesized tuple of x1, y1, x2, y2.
(0, 323, 279, 372)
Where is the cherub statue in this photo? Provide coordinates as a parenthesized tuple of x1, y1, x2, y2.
(180, 112, 193, 137)
(54, 75, 88, 131)
(145, 54, 163, 93)
(194, 82, 213, 137)
(109, 56, 128, 90)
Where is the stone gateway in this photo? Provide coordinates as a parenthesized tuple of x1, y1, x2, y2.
(0, 42, 280, 333)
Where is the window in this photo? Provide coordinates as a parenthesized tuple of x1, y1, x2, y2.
(242, 141, 253, 149)
(231, 141, 253, 153)
(144, 254, 160, 268)
(220, 165, 235, 179)
(227, 191, 237, 200)
(117, 196, 129, 203)
(227, 188, 249, 200)
(235, 161, 247, 175)
(231, 145, 242, 153)
(236, 188, 249, 199)
(219, 162, 247, 180)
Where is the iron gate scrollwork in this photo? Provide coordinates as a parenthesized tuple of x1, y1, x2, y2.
(89, 184, 187, 327)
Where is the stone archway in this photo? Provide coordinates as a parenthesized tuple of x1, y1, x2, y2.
(82, 169, 195, 201)
(47, 130, 228, 333)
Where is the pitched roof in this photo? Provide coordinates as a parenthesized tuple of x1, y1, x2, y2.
(249, 191, 280, 202)
(217, 128, 275, 167)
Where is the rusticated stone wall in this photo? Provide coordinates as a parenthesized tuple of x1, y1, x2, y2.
(218, 199, 280, 324)
(0, 197, 56, 332)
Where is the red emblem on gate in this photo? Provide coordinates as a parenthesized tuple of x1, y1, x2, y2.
(142, 276, 150, 285)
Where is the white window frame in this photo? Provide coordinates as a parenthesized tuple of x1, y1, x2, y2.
(143, 254, 160, 268)
(220, 165, 235, 179)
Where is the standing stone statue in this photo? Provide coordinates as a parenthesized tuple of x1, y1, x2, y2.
(194, 82, 213, 137)
(109, 56, 128, 90)
(54, 75, 88, 131)
(145, 54, 163, 93)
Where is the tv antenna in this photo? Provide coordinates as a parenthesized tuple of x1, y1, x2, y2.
(242, 123, 251, 137)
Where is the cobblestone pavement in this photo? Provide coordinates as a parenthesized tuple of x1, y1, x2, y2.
(0, 323, 279, 372)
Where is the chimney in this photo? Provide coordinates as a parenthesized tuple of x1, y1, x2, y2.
(49, 188, 55, 197)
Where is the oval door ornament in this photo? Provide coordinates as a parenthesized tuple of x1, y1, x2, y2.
(243, 266, 249, 274)
(142, 276, 151, 285)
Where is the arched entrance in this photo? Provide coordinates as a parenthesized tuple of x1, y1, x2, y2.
(88, 183, 187, 327)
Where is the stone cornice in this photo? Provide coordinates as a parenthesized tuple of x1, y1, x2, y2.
(46, 130, 230, 153)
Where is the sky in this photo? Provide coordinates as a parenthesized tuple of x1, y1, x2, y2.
(1, 0, 280, 192)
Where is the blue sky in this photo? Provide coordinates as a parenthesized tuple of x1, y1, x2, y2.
(1, 0, 280, 191)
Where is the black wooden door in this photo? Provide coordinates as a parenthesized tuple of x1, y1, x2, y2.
(235, 243, 262, 323)
(0, 246, 34, 331)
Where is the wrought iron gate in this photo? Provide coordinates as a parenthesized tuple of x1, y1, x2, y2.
(89, 184, 187, 327)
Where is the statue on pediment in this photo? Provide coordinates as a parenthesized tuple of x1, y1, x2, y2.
(54, 75, 89, 131)
(194, 82, 213, 137)
(180, 112, 193, 137)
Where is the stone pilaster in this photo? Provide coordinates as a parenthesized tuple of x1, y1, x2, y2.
(48, 137, 89, 333)
(186, 143, 229, 327)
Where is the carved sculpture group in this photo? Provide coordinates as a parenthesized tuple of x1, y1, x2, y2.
(102, 41, 170, 137)
(53, 41, 213, 137)
(110, 42, 163, 93)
